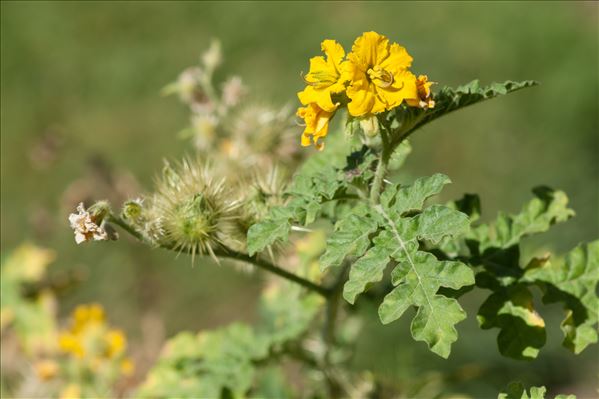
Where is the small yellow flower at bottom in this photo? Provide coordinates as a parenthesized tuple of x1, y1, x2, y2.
(34, 359, 59, 381)
(120, 358, 135, 376)
(73, 303, 105, 331)
(105, 329, 127, 358)
(58, 332, 85, 358)
(59, 384, 81, 399)
(297, 103, 335, 151)
(406, 75, 435, 109)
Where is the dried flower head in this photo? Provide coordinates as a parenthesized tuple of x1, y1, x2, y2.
(68, 203, 109, 244)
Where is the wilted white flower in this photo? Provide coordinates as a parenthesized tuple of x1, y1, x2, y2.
(68, 203, 109, 244)
(202, 39, 222, 72)
(222, 76, 247, 107)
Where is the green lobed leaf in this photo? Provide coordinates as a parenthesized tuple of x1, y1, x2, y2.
(498, 382, 546, 399)
(247, 206, 294, 256)
(498, 382, 576, 399)
(455, 187, 593, 360)
(380, 173, 452, 217)
(247, 154, 359, 256)
(472, 187, 574, 252)
(320, 213, 378, 271)
(325, 173, 474, 357)
(477, 285, 546, 360)
(368, 178, 474, 358)
(416, 204, 470, 243)
(523, 240, 599, 354)
(343, 230, 397, 304)
(438, 193, 482, 256)
(410, 80, 538, 133)
(379, 247, 475, 358)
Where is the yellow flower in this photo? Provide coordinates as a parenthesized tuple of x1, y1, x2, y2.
(59, 332, 85, 358)
(73, 303, 105, 333)
(105, 329, 127, 358)
(298, 40, 348, 112)
(345, 31, 419, 116)
(297, 103, 334, 150)
(406, 75, 435, 109)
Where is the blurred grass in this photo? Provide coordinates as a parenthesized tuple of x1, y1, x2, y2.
(1, 1, 598, 395)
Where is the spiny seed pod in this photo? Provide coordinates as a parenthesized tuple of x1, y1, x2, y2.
(148, 158, 242, 262)
(232, 165, 288, 255)
(226, 104, 301, 165)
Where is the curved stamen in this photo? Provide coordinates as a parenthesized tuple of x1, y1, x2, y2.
(367, 66, 394, 88)
(300, 71, 318, 86)
(301, 71, 338, 88)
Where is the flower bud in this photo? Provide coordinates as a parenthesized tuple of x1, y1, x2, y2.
(122, 199, 144, 221)
(202, 39, 222, 72)
(359, 116, 380, 137)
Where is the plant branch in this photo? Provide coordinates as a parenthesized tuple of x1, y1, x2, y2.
(213, 248, 330, 297)
(322, 262, 350, 398)
(107, 214, 331, 298)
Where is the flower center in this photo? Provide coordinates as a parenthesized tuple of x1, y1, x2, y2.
(367, 66, 394, 88)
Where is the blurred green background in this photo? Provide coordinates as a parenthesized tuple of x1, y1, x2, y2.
(1, 1, 597, 397)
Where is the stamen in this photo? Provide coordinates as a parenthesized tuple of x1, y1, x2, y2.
(367, 67, 394, 88)
(300, 71, 318, 86)
(301, 71, 337, 88)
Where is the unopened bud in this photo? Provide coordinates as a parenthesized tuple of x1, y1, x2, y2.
(122, 199, 144, 221)
(359, 116, 380, 137)
(202, 39, 222, 72)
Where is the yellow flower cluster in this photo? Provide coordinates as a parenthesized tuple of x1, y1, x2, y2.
(297, 31, 435, 150)
(58, 304, 133, 375)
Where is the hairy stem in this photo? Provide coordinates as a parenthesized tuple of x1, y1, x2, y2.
(369, 128, 392, 205)
(214, 249, 330, 297)
(108, 214, 330, 297)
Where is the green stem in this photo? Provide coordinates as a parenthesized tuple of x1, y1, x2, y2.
(213, 249, 330, 297)
(369, 128, 392, 205)
(322, 262, 349, 398)
(108, 214, 331, 298)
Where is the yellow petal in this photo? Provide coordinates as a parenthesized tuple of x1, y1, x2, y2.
(349, 31, 389, 71)
(297, 85, 337, 112)
(347, 80, 376, 116)
(379, 43, 413, 75)
(297, 103, 334, 149)
(321, 39, 345, 72)
(301, 133, 311, 147)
